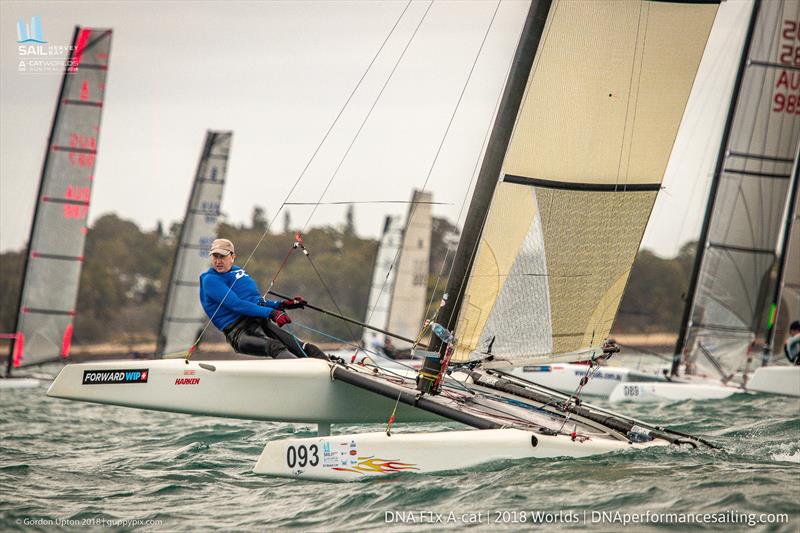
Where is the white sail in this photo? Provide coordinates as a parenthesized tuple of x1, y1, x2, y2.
(446, 0, 718, 366)
(157, 131, 231, 356)
(9, 28, 112, 372)
(361, 214, 403, 349)
(386, 190, 433, 350)
(679, 0, 800, 379)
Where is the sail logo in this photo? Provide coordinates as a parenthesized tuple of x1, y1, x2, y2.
(16, 16, 47, 44)
(16, 17, 76, 74)
(82, 369, 149, 385)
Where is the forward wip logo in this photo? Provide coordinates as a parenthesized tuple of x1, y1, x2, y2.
(82, 369, 149, 385)
(235, 270, 248, 280)
(16, 16, 47, 44)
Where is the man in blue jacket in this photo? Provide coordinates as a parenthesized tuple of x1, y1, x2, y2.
(199, 238, 328, 360)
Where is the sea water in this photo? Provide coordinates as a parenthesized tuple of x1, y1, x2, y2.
(1, 367, 798, 531)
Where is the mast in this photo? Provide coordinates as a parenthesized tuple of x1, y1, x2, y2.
(672, 0, 762, 370)
(430, 0, 552, 353)
(766, 146, 800, 352)
(7, 27, 112, 376)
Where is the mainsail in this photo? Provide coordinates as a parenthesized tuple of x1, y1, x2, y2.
(675, 0, 800, 378)
(385, 190, 433, 349)
(432, 0, 718, 366)
(361, 214, 403, 349)
(7, 27, 112, 373)
(157, 131, 231, 356)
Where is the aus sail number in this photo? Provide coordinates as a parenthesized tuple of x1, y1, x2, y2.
(286, 444, 319, 468)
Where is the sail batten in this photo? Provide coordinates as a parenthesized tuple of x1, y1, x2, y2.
(9, 27, 112, 372)
(157, 131, 231, 356)
(445, 0, 717, 364)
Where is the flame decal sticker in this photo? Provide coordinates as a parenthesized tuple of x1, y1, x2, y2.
(332, 456, 418, 475)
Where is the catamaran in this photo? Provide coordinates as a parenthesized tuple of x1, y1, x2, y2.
(2, 27, 112, 389)
(610, 0, 800, 402)
(157, 131, 231, 357)
(49, 0, 721, 480)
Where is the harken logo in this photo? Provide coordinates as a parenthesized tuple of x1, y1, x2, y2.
(82, 369, 149, 385)
(17, 16, 47, 44)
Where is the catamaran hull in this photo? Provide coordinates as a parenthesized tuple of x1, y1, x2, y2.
(46, 359, 440, 423)
(608, 381, 741, 403)
(746, 366, 800, 397)
(253, 429, 665, 481)
(508, 363, 665, 397)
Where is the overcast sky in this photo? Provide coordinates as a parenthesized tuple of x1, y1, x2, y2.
(0, 0, 751, 257)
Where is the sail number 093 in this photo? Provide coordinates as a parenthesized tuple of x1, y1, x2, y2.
(286, 444, 319, 468)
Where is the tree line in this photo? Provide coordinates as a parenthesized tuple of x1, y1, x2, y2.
(0, 209, 698, 348)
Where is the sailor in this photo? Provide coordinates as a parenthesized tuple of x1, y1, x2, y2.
(785, 320, 800, 365)
(199, 238, 328, 360)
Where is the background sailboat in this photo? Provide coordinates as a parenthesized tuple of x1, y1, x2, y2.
(361, 189, 433, 359)
(156, 131, 231, 357)
(614, 0, 800, 401)
(2, 27, 112, 388)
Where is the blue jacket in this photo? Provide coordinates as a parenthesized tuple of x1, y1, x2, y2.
(199, 266, 283, 331)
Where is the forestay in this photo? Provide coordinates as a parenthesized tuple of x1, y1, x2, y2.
(9, 28, 112, 371)
(157, 131, 231, 355)
(680, 0, 800, 378)
(450, 0, 718, 365)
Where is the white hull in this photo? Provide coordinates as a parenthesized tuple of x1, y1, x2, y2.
(47, 359, 439, 423)
(253, 429, 664, 481)
(508, 363, 665, 397)
(608, 380, 742, 403)
(747, 366, 800, 397)
(0, 377, 41, 389)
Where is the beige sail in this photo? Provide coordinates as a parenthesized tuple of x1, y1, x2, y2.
(453, 0, 718, 364)
(386, 190, 433, 349)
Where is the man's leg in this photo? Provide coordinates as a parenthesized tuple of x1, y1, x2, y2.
(227, 319, 296, 359)
(260, 319, 329, 360)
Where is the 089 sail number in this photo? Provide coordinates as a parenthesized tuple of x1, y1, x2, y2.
(286, 445, 319, 468)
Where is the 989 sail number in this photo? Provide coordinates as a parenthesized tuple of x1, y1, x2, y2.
(286, 444, 319, 468)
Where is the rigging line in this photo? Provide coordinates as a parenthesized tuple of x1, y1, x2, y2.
(183, 1, 413, 355)
(423, 20, 514, 324)
(430, 4, 527, 329)
(300, 0, 435, 233)
(284, 200, 452, 206)
(363, 0, 504, 339)
(302, 250, 360, 342)
(295, 0, 435, 350)
(247, 0, 414, 270)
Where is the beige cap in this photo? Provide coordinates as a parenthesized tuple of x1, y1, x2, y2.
(209, 238, 235, 256)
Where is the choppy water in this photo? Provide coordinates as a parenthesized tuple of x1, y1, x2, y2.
(1, 365, 799, 532)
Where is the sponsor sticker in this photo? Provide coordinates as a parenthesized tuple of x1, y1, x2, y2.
(82, 369, 148, 385)
(174, 378, 200, 385)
